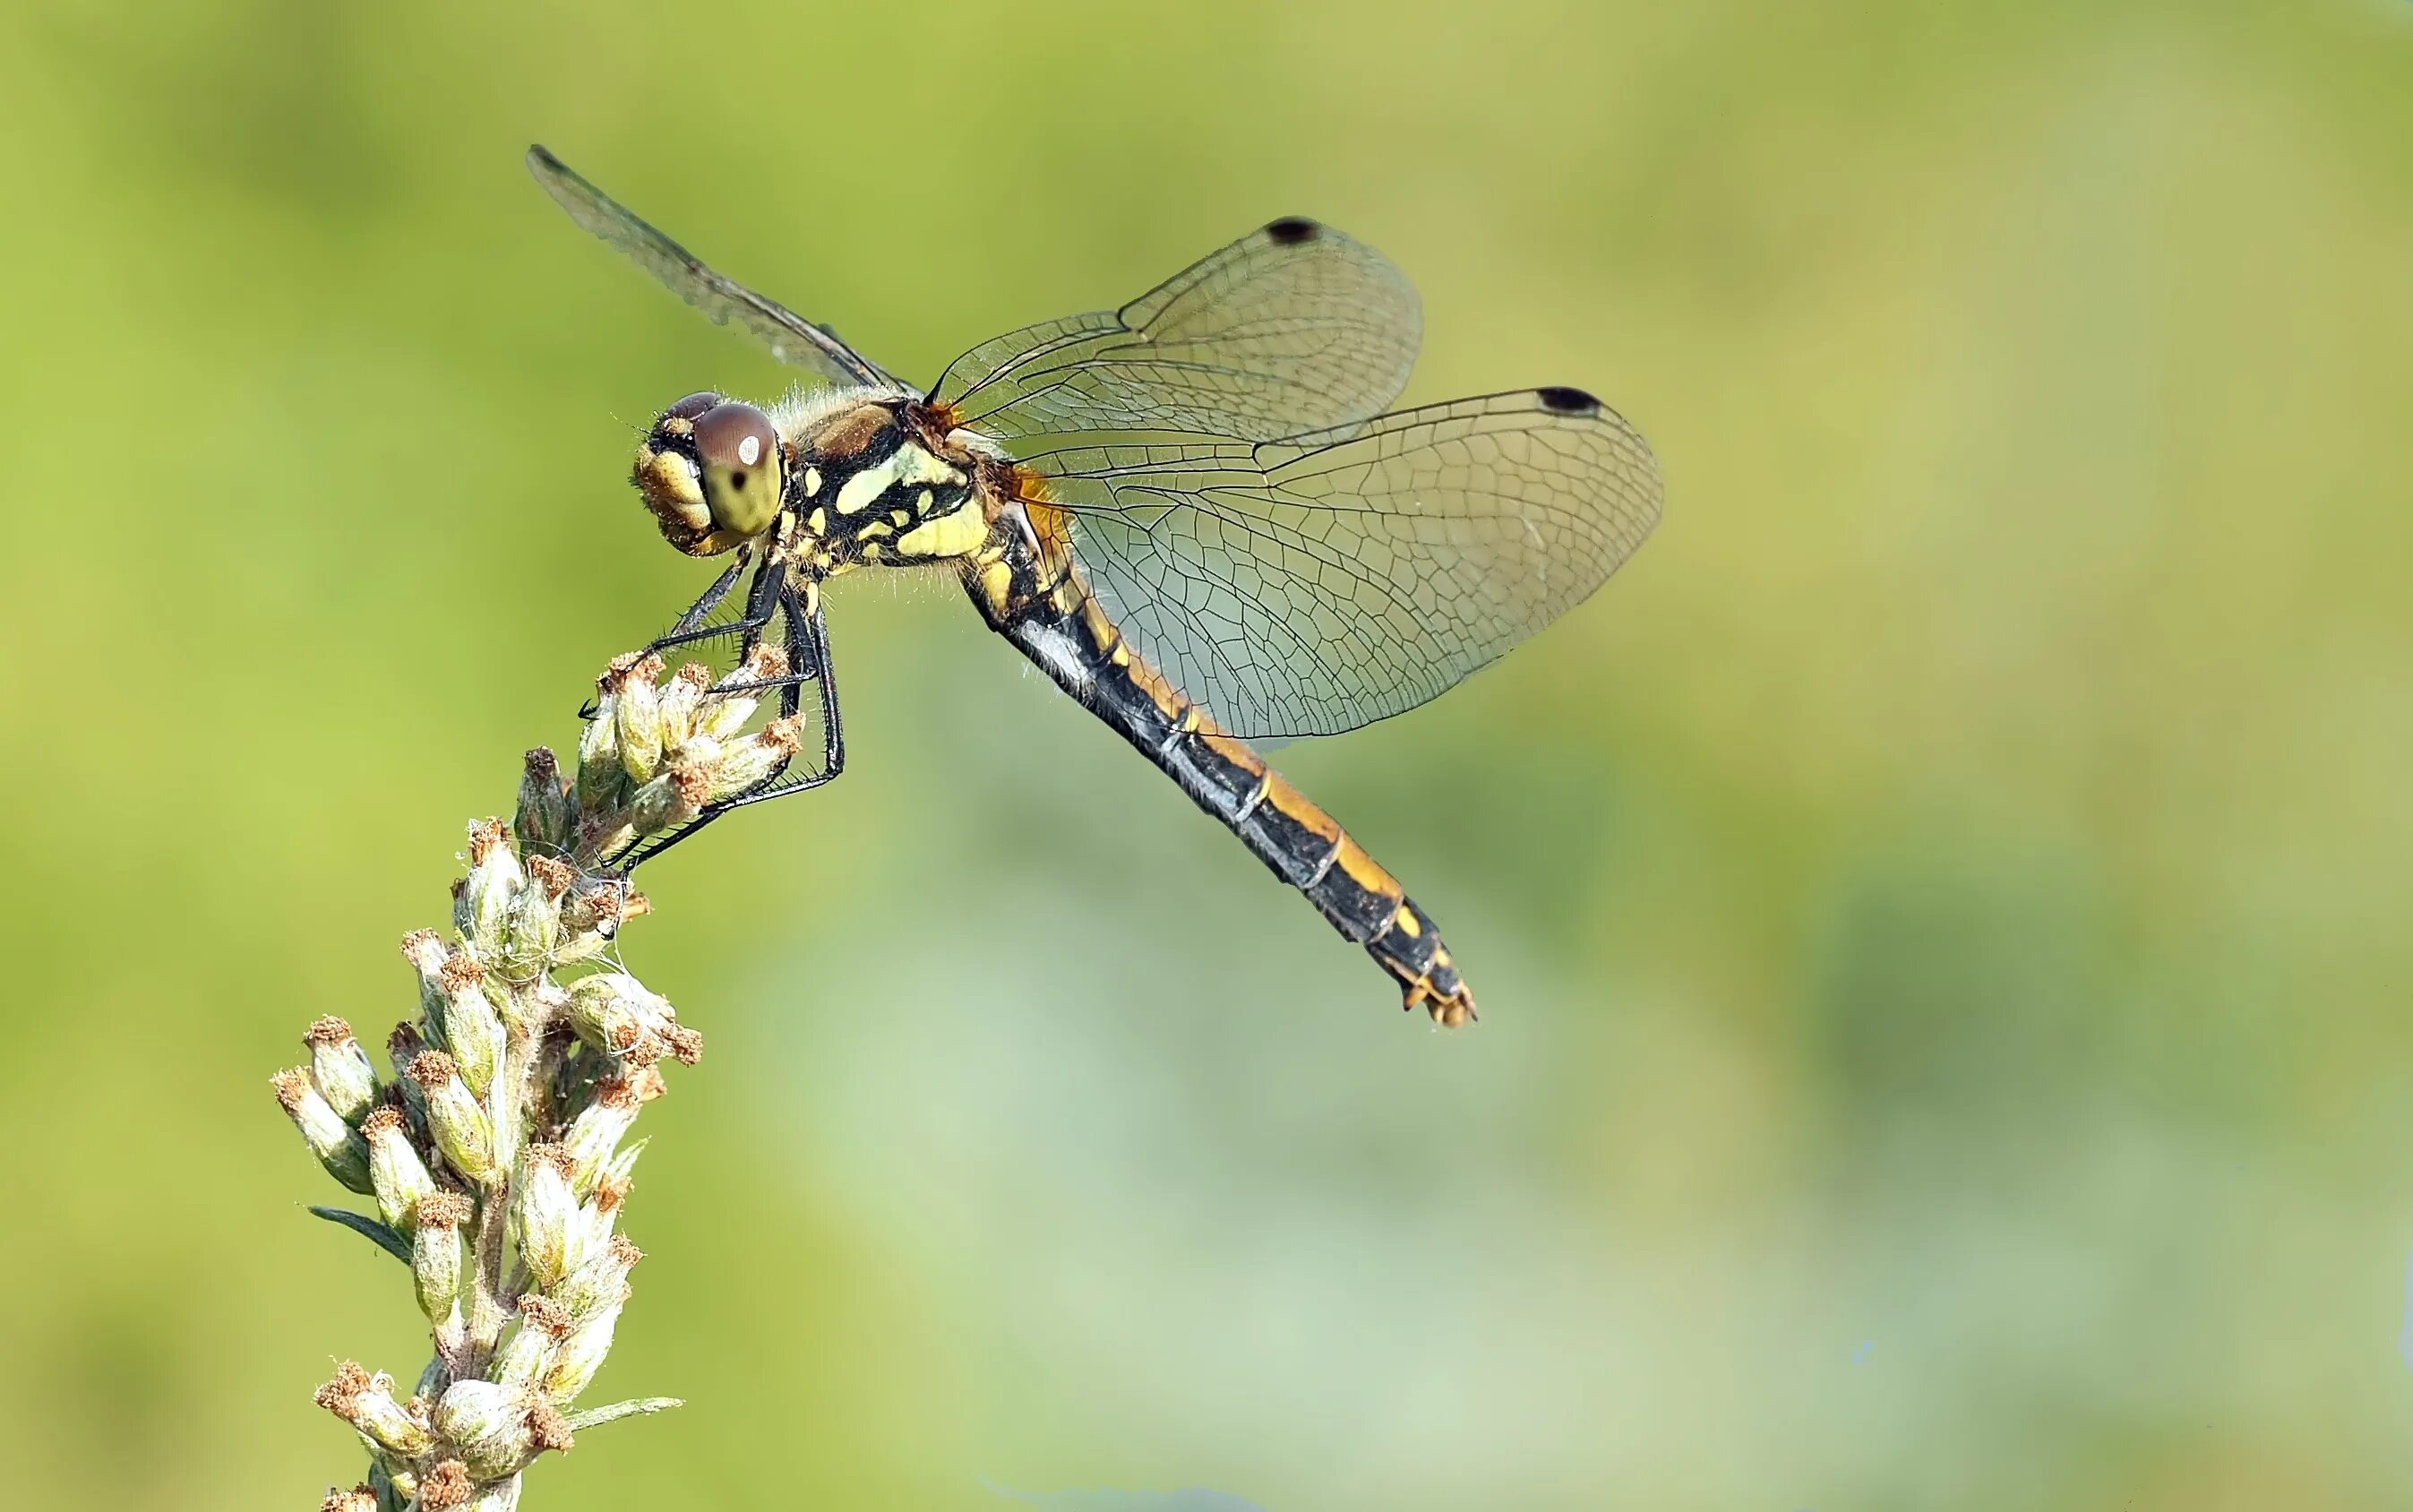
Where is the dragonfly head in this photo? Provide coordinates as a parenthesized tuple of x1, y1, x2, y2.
(631, 391, 788, 556)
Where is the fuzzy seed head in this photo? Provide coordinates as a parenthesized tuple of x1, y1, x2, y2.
(417, 1188, 472, 1229)
(418, 1461, 473, 1510)
(528, 1400, 574, 1453)
(408, 1052, 459, 1089)
(527, 854, 574, 901)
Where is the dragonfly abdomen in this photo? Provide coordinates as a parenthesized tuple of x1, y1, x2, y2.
(1169, 730, 1475, 1026)
(993, 578, 1476, 1026)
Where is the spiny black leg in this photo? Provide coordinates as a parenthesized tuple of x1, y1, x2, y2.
(805, 591, 844, 777)
(580, 553, 758, 719)
(640, 550, 780, 659)
(777, 588, 837, 759)
(736, 555, 788, 657)
(616, 586, 844, 872)
(712, 590, 844, 812)
(669, 554, 749, 637)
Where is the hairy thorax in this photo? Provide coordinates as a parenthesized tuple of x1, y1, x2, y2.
(770, 390, 1024, 580)
(773, 391, 1069, 631)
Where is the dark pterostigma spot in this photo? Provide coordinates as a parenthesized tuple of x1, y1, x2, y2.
(1264, 216, 1319, 245)
(1535, 384, 1602, 416)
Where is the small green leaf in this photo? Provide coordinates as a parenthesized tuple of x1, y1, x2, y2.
(562, 1396, 684, 1431)
(309, 1205, 411, 1265)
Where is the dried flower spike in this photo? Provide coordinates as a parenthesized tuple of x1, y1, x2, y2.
(288, 654, 721, 1501)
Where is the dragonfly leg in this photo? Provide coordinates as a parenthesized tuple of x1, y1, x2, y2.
(640, 550, 781, 658)
(578, 552, 762, 718)
(667, 552, 749, 636)
(616, 587, 843, 872)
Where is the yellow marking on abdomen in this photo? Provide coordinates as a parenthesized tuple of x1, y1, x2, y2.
(1259, 772, 1344, 846)
(1330, 834, 1402, 899)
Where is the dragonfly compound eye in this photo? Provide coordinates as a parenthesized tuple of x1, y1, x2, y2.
(691, 400, 786, 540)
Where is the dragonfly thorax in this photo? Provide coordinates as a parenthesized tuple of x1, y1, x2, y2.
(779, 392, 990, 573)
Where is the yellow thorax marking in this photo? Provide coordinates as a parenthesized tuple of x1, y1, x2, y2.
(831, 443, 960, 516)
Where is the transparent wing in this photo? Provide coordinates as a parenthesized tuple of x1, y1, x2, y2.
(932, 218, 1421, 442)
(1025, 388, 1662, 740)
(527, 145, 894, 389)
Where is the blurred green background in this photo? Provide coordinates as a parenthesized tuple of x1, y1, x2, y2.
(4, 0, 2410, 1506)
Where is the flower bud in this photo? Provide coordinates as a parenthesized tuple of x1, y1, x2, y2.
(559, 1159, 633, 1282)
(562, 1075, 642, 1193)
(489, 1326, 546, 1391)
(622, 769, 700, 839)
(543, 1299, 621, 1402)
(304, 1017, 381, 1125)
(435, 953, 503, 1100)
(273, 1069, 374, 1194)
(386, 1023, 434, 1134)
(435, 1380, 545, 1480)
(562, 975, 675, 1063)
(455, 820, 524, 958)
(322, 1484, 378, 1512)
(412, 1188, 473, 1324)
(511, 747, 573, 855)
(401, 930, 453, 1026)
(526, 854, 576, 904)
(674, 730, 726, 771)
(705, 716, 803, 802)
(494, 1294, 572, 1387)
(515, 1144, 580, 1287)
(559, 879, 640, 941)
(698, 643, 787, 740)
(657, 661, 713, 751)
(502, 870, 561, 976)
(360, 1104, 438, 1233)
(566, 1202, 614, 1283)
(612, 653, 667, 783)
(416, 1460, 472, 1511)
(409, 1052, 498, 1185)
(597, 1138, 647, 1198)
(314, 1362, 434, 1457)
(575, 679, 625, 813)
(552, 1234, 640, 1326)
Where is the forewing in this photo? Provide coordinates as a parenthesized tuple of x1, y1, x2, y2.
(527, 145, 893, 389)
(1026, 389, 1662, 740)
(932, 219, 1421, 442)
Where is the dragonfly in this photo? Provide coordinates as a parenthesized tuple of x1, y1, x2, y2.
(528, 144, 1661, 1027)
